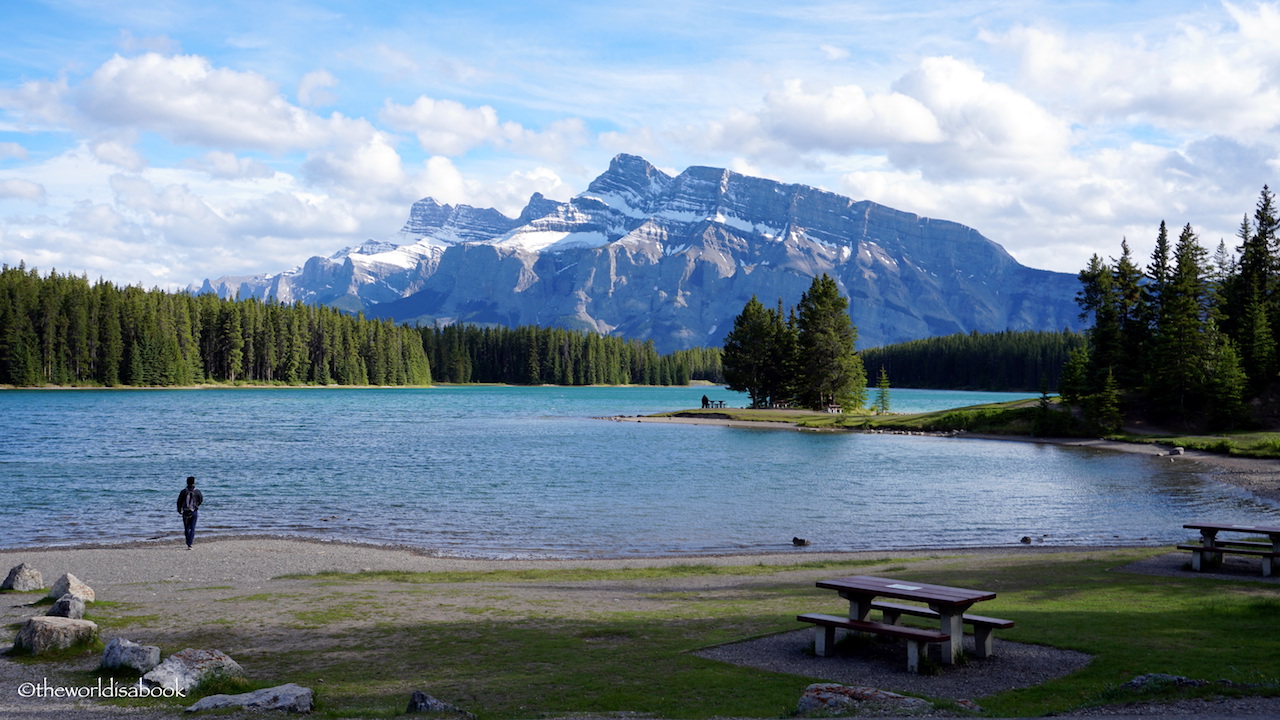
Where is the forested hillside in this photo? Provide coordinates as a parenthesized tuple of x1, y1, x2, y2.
(0, 263, 722, 388)
(420, 324, 722, 385)
(0, 263, 433, 387)
(862, 330, 1085, 392)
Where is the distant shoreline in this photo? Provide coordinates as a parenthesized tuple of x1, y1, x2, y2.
(621, 413, 1280, 505)
(0, 381, 716, 391)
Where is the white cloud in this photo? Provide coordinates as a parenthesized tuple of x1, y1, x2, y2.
(820, 44, 851, 61)
(760, 78, 944, 151)
(91, 137, 147, 172)
(889, 56, 1074, 179)
(0, 142, 28, 160)
(77, 53, 332, 151)
(298, 70, 338, 108)
(381, 96, 507, 155)
(381, 96, 588, 161)
(985, 8, 1280, 140)
(0, 75, 73, 128)
(0, 179, 47, 204)
(301, 118, 407, 195)
(185, 151, 275, 180)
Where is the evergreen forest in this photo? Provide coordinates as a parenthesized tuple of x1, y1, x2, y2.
(0, 263, 433, 387)
(861, 330, 1085, 392)
(419, 324, 723, 385)
(1067, 186, 1280, 431)
(0, 263, 724, 388)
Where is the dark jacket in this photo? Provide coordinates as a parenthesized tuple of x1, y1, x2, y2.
(177, 487, 203, 516)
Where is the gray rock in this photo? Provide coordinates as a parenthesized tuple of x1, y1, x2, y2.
(406, 690, 476, 717)
(796, 682, 931, 716)
(13, 616, 99, 654)
(1123, 673, 1206, 689)
(102, 637, 161, 674)
(48, 572, 95, 603)
(2, 562, 43, 591)
(47, 593, 85, 620)
(185, 683, 313, 714)
(143, 648, 244, 693)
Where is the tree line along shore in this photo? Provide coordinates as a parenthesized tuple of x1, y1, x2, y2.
(1, 262, 1084, 392)
(0, 263, 722, 388)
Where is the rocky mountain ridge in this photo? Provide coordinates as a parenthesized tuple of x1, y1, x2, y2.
(199, 154, 1083, 352)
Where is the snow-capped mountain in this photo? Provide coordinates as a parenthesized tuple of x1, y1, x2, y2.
(199, 154, 1083, 351)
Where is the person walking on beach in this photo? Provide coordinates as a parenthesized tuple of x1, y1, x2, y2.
(177, 476, 203, 549)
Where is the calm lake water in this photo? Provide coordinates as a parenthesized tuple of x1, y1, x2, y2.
(1, 386, 1277, 557)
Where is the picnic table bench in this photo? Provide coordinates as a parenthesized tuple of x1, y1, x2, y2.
(797, 613, 947, 674)
(869, 600, 1015, 658)
(1179, 522, 1280, 576)
(801, 575, 1013, 673)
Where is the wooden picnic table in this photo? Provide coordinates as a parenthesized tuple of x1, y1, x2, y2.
(1180, 522, 1280, 576)
(813, 575, 999, 665)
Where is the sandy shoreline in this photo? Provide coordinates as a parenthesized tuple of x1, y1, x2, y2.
(621, 414, 1280, 504)
(0, 536, 1084, 585)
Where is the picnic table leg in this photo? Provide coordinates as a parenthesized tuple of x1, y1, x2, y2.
(843, 595, 874, 642)
(973, 626, 995, 658)
(934, 606, 964, 664)
(813, 625, 837, 657)
(1200, 530, 1224, 569)
(846, 596, 872, 621)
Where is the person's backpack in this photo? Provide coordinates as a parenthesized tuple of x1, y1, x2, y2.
(182, 489, 199, 515)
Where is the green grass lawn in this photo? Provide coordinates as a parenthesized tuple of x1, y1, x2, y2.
(52, 547, 1279, 718)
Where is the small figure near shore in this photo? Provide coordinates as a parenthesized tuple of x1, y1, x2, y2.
(177, 476, 203, 549)
(701, 394, 710, 409)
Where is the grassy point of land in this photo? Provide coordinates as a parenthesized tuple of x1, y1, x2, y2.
(659, 400, 1280, 459)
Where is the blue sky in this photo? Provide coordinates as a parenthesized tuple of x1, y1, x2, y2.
(3, 0, 1280, 288)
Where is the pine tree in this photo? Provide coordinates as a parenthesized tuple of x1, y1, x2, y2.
(1088, 368, 1123, 434)
(795, 274, 865, 411)
(722, 295, 775, 406)
(1151, 224, 1212, 417)
(1207, 335, 1249, 430)
(874, 365, 891, 414)
(1076, 254, 1121, 392)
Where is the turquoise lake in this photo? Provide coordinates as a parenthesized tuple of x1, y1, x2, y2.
(2, 386, 1277, 557)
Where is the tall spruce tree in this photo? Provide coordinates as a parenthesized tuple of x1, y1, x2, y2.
(722, 295, 775, 406)
(795, 274, 866, 411)
(1151, 224, 1212, 417)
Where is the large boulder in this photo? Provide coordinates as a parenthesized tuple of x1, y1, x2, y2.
(13, 616, 99, 654)
(47, 593, 85, 620)
(102, 637, 161, 674)
(796, 683, 931, 716)
(1, 563, 43, 591)
(48, 573, 94, 603)
(143, 648, 244, 693)
(185, 683, 313, 714)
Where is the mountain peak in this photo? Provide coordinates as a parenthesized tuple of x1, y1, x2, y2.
(581, 154, 673, 216)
